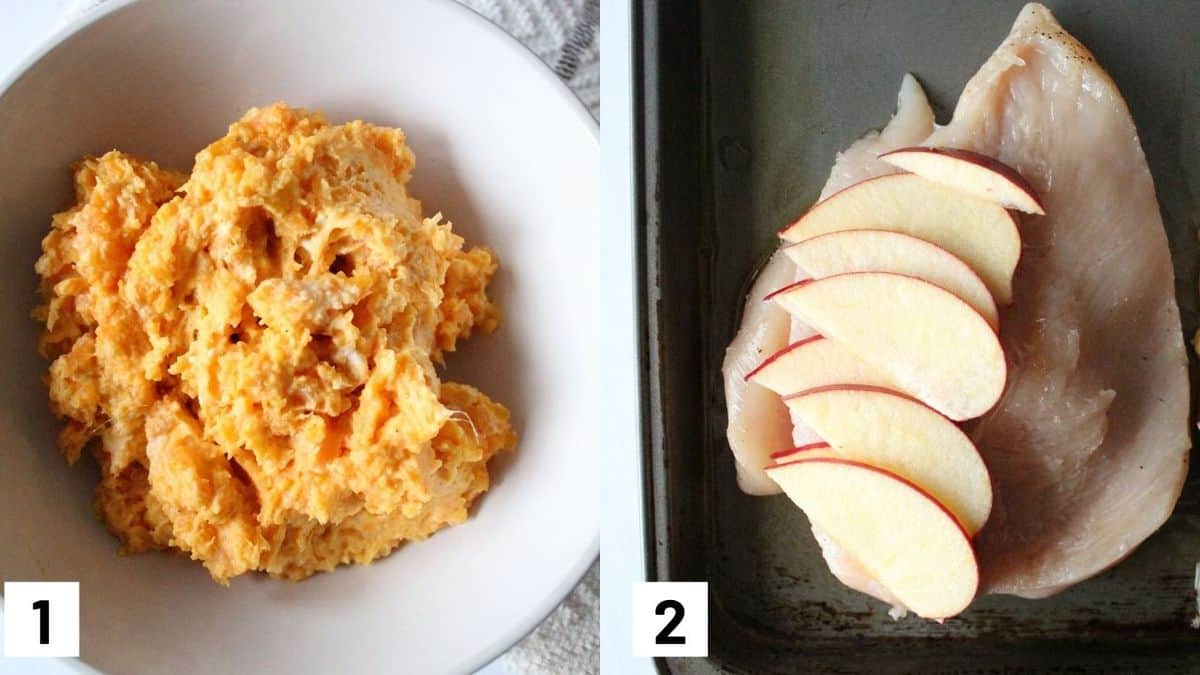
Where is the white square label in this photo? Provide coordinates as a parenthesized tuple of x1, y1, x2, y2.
(632, 581, 708, 657)
(3, 582, 80, 657)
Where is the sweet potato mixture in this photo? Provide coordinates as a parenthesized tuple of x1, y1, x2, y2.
(34, 103, 516, 582)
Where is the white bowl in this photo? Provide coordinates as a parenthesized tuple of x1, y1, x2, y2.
(0, 1, 601, 673)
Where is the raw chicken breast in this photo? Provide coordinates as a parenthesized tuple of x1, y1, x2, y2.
(922, 3, 1189, 598)
(723, 76, 935, 610)
(722, 75, 935, 496)
(814, 74, 936, 203)
(722, 249, 798, 495)
(786, 74, 935, 445)
(797, 75, 934, 609)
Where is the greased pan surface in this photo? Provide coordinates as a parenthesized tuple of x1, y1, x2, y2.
(638, 1, 1200, 672)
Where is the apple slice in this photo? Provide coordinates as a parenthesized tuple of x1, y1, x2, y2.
(767, 272, 1006, 421)
(879, 147, 1045, 215)
(747, 336, 904, 396)
(766, 458, 978, 619)
(782, 230, 998, 329)
(777, 173, 1020, 304)
(784, 386, 992, 534)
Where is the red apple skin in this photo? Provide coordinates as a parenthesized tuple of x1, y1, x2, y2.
(765, 457, 982, 618)
(744, 335, 825, 382)
(770, 272, 1009, 419)
(765, 457, 976, 549)
(879, 146, 1046, 215)
(781, 228, 1000, 330)
(768, 442, 832, 463)
(762, 278, 813, 302)
(781, 383, 996, 535)
(777, 172, 1018, 235)
(774, 174, 1022, 305)
(783, 383, 926, 407)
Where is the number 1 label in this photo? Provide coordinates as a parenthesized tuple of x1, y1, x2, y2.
(32, 599, 50, 645)
(3, 582, 79, 657)
(633, 582, 708, 657)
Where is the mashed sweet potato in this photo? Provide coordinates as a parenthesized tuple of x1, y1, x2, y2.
(34, 103, 516, 582)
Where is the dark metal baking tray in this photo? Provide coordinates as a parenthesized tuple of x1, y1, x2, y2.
(637, 1, 1200, 672)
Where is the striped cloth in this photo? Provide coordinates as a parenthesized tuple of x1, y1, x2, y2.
(462, 0, 599, 120)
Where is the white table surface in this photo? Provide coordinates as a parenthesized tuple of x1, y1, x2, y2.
(597, 1, 656, 674)
(0, 1, 508, 673)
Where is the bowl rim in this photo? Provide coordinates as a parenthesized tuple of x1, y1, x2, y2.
(0, 1, 600, 673)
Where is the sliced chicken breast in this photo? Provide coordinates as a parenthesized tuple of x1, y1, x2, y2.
(923, 3, 1189, 598)
(795, 75, 935, 608)
(722, 249, 799, 495)
(786, 75, 935, 442)
(722, 75, 935, 496)
(815, 73, 937, 203)
(724, 76, 936, 610)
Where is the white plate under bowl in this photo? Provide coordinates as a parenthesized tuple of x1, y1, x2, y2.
(0, 1, 603, 673)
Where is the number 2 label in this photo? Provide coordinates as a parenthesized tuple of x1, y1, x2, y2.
(633, 582, 708, 657)
(654, 599, 686, 645)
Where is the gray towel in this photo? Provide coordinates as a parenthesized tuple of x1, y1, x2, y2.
(461, 0, 599, 120)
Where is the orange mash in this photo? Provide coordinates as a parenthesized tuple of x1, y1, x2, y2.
(34, 103, 516, 582)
